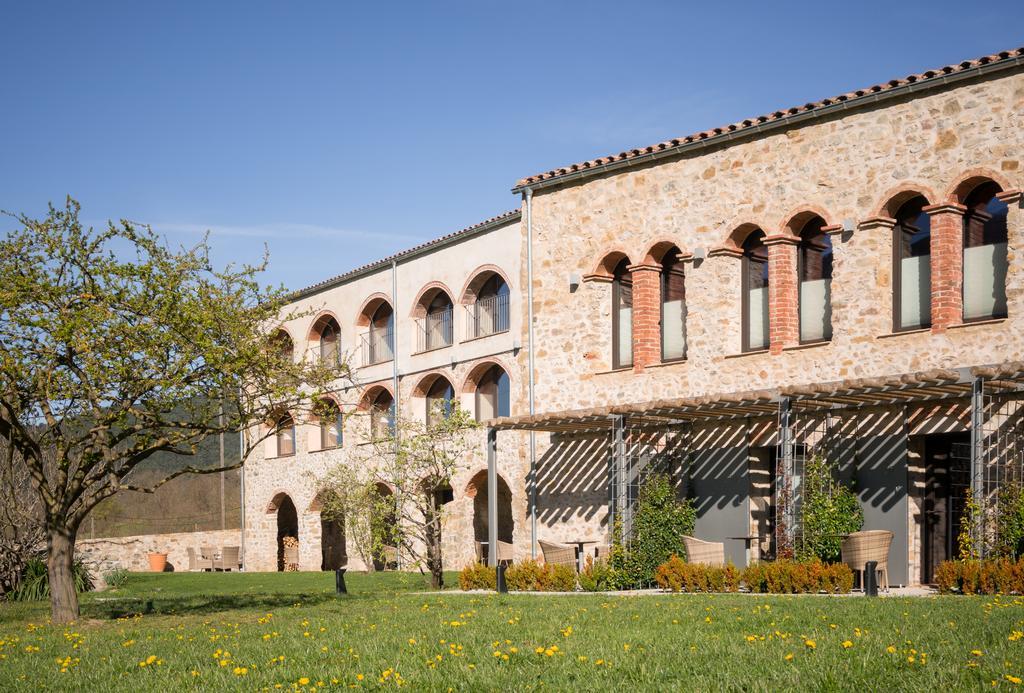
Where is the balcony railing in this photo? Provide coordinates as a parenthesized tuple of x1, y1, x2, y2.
(360, 329, 394, 366)
(465, 293, 509, 340)
(416, 308, 453, 353)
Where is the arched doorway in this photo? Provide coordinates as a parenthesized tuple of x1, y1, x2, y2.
(468, 470, 514, 544)
(320, 513, 346, 571)
(274, 494, 298, 572)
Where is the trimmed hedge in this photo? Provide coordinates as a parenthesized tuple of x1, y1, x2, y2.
(655, 555, 853, 594)
(934, 558, 1024, 594)
(458, 559, 577, 592)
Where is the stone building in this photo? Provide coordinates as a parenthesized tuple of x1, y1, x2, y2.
(246, 46, 1024, 586)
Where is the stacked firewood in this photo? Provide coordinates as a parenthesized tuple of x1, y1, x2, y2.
(282, 536, 299, 572)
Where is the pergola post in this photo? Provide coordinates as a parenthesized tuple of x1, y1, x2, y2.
(777, 397, 796, 556)
(970, 376, 985, 557)
(609, 415, 626, 543)
(486, 426, 498, 568)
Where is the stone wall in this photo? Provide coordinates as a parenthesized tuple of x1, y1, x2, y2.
(77, 529, 241, 575)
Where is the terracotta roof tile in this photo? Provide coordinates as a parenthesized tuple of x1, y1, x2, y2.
(514, 47, 1024, 189)
(290, 209, 520, 299)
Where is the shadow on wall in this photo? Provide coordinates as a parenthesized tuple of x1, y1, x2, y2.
(535, 434, 610, 529)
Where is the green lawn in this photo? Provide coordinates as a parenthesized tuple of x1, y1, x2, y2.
(1, 572, 1023, 691)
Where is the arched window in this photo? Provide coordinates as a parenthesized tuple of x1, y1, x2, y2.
(469, 274, 510, 338)
(313, 316, 341, 366)
(742, 230, 769, 351)
(369, 390, 395, 439)
(612, 258, 633, 369)
(316, 399, 342, 450)
(270, 330, 294, 364)
(366, 302, 394, 365)
(425, 376, 455, 426)
(963, 182, 1008, 321)
(274, 413, 295, 457)
(660, 249, 686, 361)
(797, 218, 833, 342)
(418, 291, 454, 352)
(893, 196, 931, 331)
(475, 365, 510, 420)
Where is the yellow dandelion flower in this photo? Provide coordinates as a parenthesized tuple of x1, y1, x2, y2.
(887, 645, 897, 654)
(299, 677, 310, 685)
(842, 641, 853, 649)
(1005, 674, 1022, 685)
(972, 650, 984, 657)
(785, 653, 794, 661)
(805, 640, 816, 650)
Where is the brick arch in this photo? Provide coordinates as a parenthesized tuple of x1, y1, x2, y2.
(412, 370, 456, 398)
(265, 490, 295, 514)
(356, 383, 394, 411)
(590, 248, 632, 279)
(310, 393, 344, 423)
(409, 281, 455, 319)
(642, 239, 687, 264)
(779, 206, 833, 236)
(458, 264, 512, 305)
(269, 326, 295, 359)
(944, 168, 1013, 204)
(307, 310, 341, 342)
(720, 222, 768, 253)
(874, 183, 938, 218)
(461, 358, 514, 395)
(354, 292, 393, 328)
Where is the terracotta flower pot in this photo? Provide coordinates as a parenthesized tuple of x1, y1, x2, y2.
(147, 552, 168, 572)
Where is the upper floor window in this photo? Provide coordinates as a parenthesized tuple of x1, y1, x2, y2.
(274, 413, 296, 457)
(369, 389, 395, 439)
(742, 230, 769, 351)
(316, 399, 342, 450)
(797, 217, 833, 343)
(467, 274, 510, 339)
(612, 258, 633, 369)
(475, 364, 510, 421)
(893, 196, 931, 331)
(660, 249, 686, 362)
(270, 329, 294, 364)
(311, 316, 341, 366)
(418, 291, 454, 352)
(963, 181, 1008, 321)
(425, 376, 455, 426)
(362, 301, 394, 365)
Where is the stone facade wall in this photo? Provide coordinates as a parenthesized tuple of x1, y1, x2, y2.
(77, 529, 241, 575)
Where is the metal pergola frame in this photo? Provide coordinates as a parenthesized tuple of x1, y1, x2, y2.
(482, 362, 1024, 568)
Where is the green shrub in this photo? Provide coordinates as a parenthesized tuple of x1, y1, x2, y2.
(457, 562, 496, 591)
(613, 474, 696, 588)
(656, 557, 852, 594)
(496, 560, 578, 592)
(934, 558, 1024, 594)
(799, 455, 863, 563)
(654, 555, 740, 593)
(103, 568, 130, 590)
(995, 483, 1024, 558)
(578, 556, 617, 592)
(545, 564, 577, 592)
(8, 557, 94, 602)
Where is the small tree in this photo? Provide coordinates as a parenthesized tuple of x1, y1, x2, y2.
(798, 455, 863, 562)
(0, 199, 342, 621)
(323, 401, 477, 588)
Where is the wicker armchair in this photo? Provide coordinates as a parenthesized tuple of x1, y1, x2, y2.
(475, 540, 514, 566)
(381, 545, 398, 570)
(681, 535, 725, 567)
(188, 546, 213, 572)
(200, 545, 217, 567)
(841, 530, 893, 591)
(215, 546, 241, 572)
(539, 540, 578, 571)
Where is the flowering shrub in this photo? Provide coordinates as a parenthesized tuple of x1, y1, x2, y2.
(655, 556, 852, 594)
(578, 556, 617, 592)
(934, 558, 1024, 594)
(458, 562, 496, 591)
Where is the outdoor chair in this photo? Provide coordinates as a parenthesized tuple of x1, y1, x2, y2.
(381, 545, 398, 570)
(188, 546, 213, 572)
(539, 539, 578, 571)
(215, 545, 241, 572)
(200, 545, 217, 566)
(475, 540, 514, 566)
(841, 530, 893, 592)
(681, 535, 725, 567)
(593, 544, 612, 562)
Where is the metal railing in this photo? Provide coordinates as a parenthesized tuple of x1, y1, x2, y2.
(360, 329, 394, 366)
(465, 293, 509, 339)
(416, 308, 453, 352)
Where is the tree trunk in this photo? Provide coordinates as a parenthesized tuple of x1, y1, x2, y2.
(425, 503, 444, 590)
(47, 525, 79, 623)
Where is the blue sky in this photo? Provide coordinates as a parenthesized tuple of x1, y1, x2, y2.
(1, 1, 1020, 290)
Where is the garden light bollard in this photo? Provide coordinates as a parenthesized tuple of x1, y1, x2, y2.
(496, 564, 507, 593)
(335, 568, 347, 595)
(864, 561, 878, 597)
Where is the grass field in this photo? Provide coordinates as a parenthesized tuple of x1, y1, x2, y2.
(1, 572, 1023, 691)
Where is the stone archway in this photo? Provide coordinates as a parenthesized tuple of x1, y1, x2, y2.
(320, 513, 346, 571)
(371, 484, 398, 571)
(275, 494, 298, 572)
(467, 471, 514, 544)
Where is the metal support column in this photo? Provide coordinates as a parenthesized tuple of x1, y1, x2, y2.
(609, 415, 626, 542)
(970, 376, 985, 557)
(487, 427, 498, 568)
(777, 397, 795, 554)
